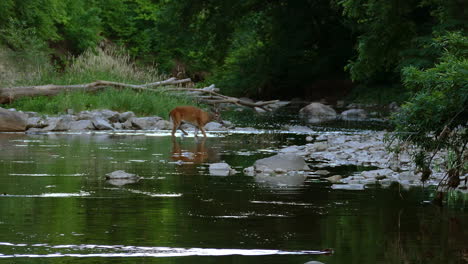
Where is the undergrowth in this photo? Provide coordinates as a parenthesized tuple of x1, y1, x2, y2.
(2, 45, 201, 116)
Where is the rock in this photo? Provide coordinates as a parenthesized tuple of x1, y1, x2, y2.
(299, 102, 337, 123)
(26, 117, 47, 129)
(313, 142, 328, 151)
(0, 107, 27, 131)
(255, 171, 307, 186)
(105, 170, 139, 180)
(106, 178, 140, 186)
(268, 101, 290, 110)
(314, 170, 330, 176)
(92, 117, 114, 130)
(340, 109, 368, 121)
(361, 169, 394, 179)
(69, 120, 95, 131)
(97, 109, 120, 123)
(279, 145, 304, 154)
(130, 117, 163, 129)
(326, 175, 343, 183)
(119, 111, 136, 123)
(331, 184, 365, 190)
(306, 136, 314, 142)
(254, 153, 309, 172)
(204, 121, 225, 131)
(287, 125, 314, 133)
(42, 115, 76, 131)
(397, 171, 419, 182)
(209, 162, 236, 176)
(243, 166, 255, 176)
(77, 110, 120, 123)
(113, 122, 123, 130)
(389, 102, 400, 112)
(154, 120, 171, 130)
(123, 119, 134, 129)
(336, 100, 345, 108)
(254, 107, 267, 113)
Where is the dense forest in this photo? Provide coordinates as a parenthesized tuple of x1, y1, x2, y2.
(0, 0, 465, 98)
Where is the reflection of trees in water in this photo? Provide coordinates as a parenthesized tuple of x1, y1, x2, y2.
(384, 207, 467, 263)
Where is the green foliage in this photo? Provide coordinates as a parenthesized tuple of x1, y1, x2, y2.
(390, 31, 468, 187)
(339, 0, 466, 82)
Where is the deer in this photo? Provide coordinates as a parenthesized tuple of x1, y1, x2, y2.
(169, 106, 222, 137)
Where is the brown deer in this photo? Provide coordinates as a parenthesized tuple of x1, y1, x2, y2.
(169, 106, 221, 137)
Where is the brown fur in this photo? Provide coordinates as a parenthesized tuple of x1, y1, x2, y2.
(169, 106, 218, 137)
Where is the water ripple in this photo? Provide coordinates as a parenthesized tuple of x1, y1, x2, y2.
(0, 242, 331, 258)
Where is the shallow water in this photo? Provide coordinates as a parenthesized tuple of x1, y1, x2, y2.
(0, 131, 467, 264)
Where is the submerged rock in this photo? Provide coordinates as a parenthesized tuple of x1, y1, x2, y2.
(255, 171, 307, 186)
(105, 170, 139, 180)
(299, 102, 337, 123)
(331, 184, 365, 190)
(340, 108, 368, 121)
(106, 178, 140, 186)
(254, 153, 309, 172)
(209, 162, 237, 176)
(326, 175, 342, 183)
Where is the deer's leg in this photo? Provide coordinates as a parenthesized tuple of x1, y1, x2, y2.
(178, 124, 188, 135)
(200, 126, 207, 137)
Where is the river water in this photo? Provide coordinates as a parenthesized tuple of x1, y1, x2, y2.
(0, 130, 466, 264)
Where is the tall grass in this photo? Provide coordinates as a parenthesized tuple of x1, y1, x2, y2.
(9, 88, 197, 117)
(4, 45, 200, 116)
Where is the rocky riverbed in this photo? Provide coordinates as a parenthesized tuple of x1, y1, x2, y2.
(239, 131, 467, 193)
(1, 107, 466, 193)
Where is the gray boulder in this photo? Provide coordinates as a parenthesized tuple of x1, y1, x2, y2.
(42, 115, 76, 131)
(92, 117, 113, 130)
(130, 117, 163, 129)
(331, 184, 365, 190)
(26, 117, 47, 129)
(119, 111, 136, 123)
(105, 170, 139, 180)
(204, 121, 226, 131)
(340, 109, 368, 121)
(299, 102, 337, 123)
(0, 107, 27, 131)
(255, 171, 307, 186)
(254, 153, 309, 172)
(209, 162, 237, 176)
(69, 120, 95, 131)
(77, 110, 119, 123)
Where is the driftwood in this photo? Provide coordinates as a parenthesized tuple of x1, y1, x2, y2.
(162, 87, 278, 110)
(0, 78, 279, 110)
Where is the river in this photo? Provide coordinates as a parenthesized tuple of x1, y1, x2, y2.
(0, 130, 466, 263)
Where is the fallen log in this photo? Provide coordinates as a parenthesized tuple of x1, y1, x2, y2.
(161, 87, 279, 110)
(0, 78, 279, 111)
(0, 78, 191, 104)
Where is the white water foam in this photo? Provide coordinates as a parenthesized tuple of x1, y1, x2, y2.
(0, 191, 91, 198)
(0, 242, 330, 258)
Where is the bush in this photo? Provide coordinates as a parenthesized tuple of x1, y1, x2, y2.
(390, 31, 468, 191)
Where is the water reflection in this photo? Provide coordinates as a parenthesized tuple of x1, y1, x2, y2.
(0, 132, 466, 264)
(170, 138, 220, 175)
